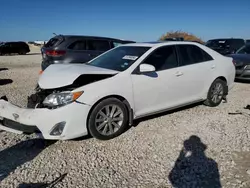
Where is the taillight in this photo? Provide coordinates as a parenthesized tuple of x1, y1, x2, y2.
(232, 60, 236, 66)
(45, 50, 66, 56)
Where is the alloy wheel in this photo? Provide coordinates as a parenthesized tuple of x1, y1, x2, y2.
(210, 82, 224, 104)
(95, 104, 124, 136)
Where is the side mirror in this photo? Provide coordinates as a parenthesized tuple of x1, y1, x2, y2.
(139, 64, 156, 73)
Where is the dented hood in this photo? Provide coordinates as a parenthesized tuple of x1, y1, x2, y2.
(38, 64, 119, 89)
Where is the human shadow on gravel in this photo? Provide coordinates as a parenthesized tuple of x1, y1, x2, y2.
(168, 135, 221, 188)
(234, 79, 250, 84)
(0, 139, 55, 182)
(0, 68, 13, 86)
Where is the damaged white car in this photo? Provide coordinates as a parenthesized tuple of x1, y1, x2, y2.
(0, 41, 236, 140)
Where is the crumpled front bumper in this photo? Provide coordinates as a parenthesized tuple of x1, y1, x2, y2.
(0, 99, 92, 140)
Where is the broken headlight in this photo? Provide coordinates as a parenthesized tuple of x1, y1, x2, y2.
(43, 91, 83, 107)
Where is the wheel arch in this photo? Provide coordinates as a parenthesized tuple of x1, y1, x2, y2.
(86, 95, 134, 130)
(214, 76, 228, 95)
(216, 76, 227, 84)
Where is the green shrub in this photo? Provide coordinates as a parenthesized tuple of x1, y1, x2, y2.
(159, 30, 205, 44)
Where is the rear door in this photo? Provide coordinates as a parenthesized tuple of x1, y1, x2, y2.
(12, 43, 19, 53)
(66, 39, 90, 63)
(175, 44, 215, 102)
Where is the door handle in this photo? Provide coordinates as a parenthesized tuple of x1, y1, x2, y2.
(175, 71, 183, 77)
(211, 65, 216, 69)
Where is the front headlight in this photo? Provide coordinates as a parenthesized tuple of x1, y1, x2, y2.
(43, 91, 83, 107)
(245, 65, 250, 69)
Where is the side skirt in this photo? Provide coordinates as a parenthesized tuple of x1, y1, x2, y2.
(134, 99, 204, 120)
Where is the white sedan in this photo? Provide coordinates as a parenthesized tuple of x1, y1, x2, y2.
(0, 41, 235, 140)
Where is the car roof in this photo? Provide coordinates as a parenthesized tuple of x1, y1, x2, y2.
(207, 38, 244, 41)
(59, 35, 135, 42)
(121, 41, 202, 47)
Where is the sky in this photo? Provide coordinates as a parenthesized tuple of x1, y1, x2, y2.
(0, 0, 250, 42)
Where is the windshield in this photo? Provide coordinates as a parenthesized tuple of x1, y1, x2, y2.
(236, 45, 250, 54)
(87, 46, 151, 71)
(205, 40, 228, 48)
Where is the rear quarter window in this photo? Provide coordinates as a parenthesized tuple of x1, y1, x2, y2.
(44, 37, 64, 48)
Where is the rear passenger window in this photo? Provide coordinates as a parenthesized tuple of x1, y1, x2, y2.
(44, 37, 63, 48)
(68, 40, 86, 50)
(87, 40, 110, 51)
(178, 45, 213, 66)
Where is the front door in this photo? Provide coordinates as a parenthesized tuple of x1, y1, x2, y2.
(131, 45, 186, 117)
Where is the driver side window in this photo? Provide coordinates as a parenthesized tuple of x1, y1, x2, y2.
(143, 46, 178, 71)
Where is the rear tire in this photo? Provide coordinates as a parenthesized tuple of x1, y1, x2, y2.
(19, 50, 26, 55)
(204, 79, 227, 107)
(88, 98, 128, 140)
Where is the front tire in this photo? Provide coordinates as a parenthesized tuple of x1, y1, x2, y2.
(204, 79, 227, 107)
(88, 98, 128, 140)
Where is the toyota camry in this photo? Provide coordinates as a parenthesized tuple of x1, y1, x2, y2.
(0, 41, 235, 140)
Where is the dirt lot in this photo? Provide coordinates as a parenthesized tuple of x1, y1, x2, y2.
(1, 51, 250, 188)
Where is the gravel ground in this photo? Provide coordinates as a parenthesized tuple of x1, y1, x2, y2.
(1, 53, 250, 188)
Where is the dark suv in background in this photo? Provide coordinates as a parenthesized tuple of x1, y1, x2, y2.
(205, 38, 245, 55)
(0, 41, 30, 55)
(41, 35, 135, 71)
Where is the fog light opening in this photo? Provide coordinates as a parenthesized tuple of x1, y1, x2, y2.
(50, 121, 66, 136)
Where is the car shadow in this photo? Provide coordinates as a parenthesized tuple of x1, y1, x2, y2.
(0, 79, 13, 86)
(132, 102, 203, 127)
(71, 134, 93, 141)
(0, 68, 8, 71)
(142, 72, 158, 78)
(0, 68, 12, 86)
(0, 139, 56, 182)
(169, 135, 221, 188)
(234, 79, 250, 84)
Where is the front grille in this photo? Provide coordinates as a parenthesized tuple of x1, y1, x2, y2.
(27, 90, 52, 109)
